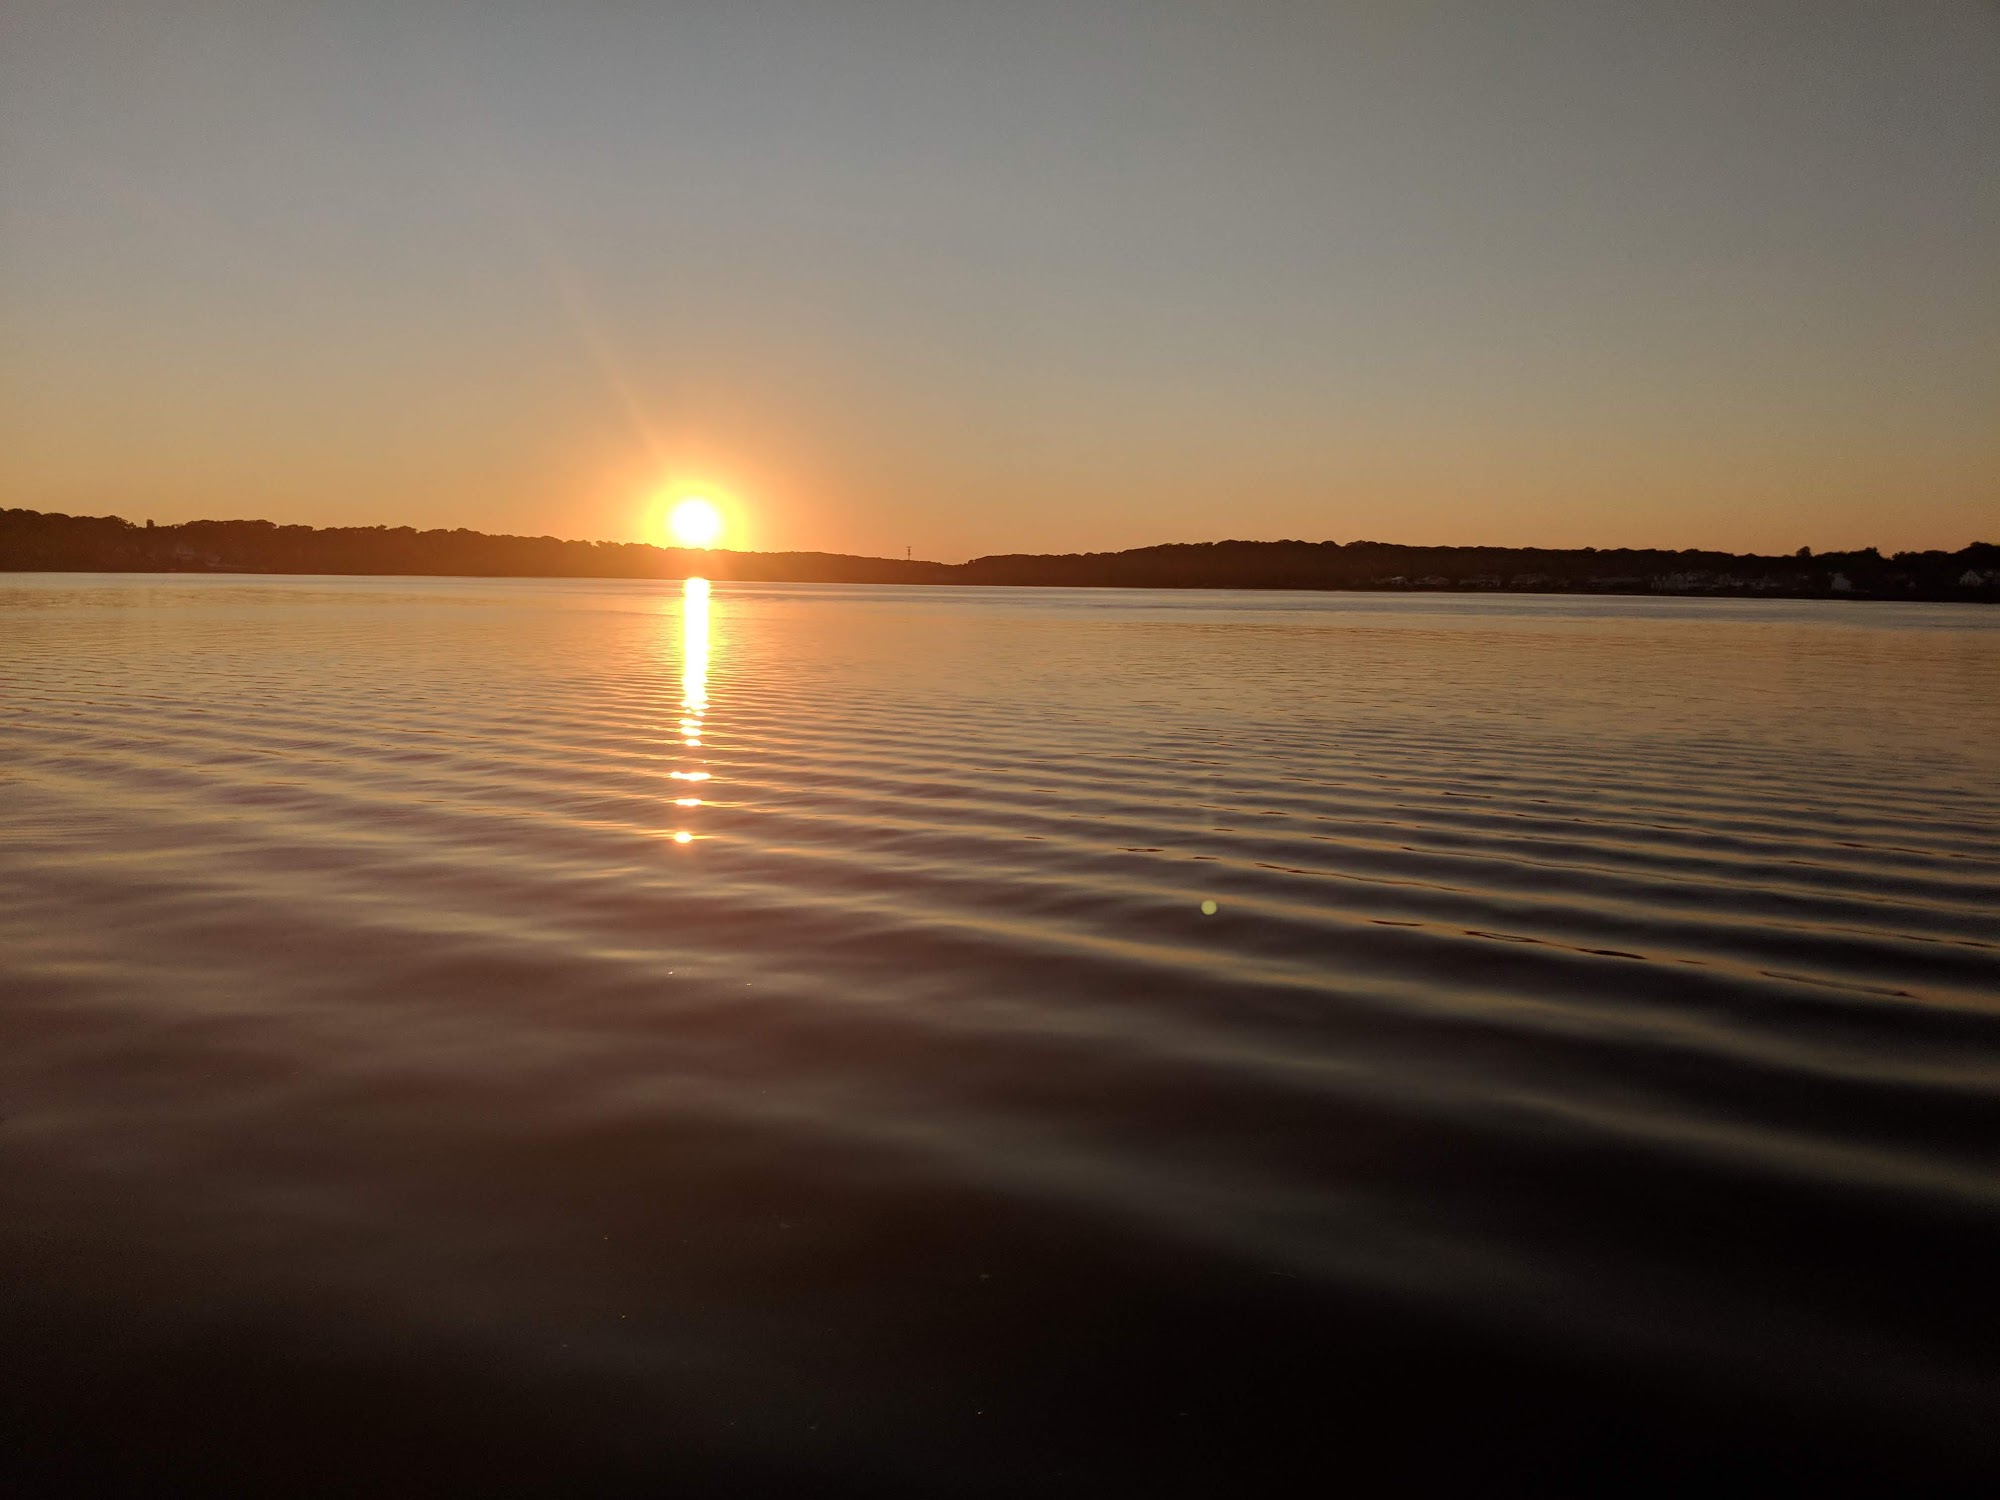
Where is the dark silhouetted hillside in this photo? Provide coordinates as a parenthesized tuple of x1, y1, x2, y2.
(3, 509, 1994, 600)
(954, 537, 2000, 599)
(0, 511, 953, 585)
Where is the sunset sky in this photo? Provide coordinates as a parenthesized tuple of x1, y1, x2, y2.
(3, 1, 1995, 561)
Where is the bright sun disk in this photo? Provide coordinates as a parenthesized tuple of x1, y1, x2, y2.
(668, 497, 723, 549)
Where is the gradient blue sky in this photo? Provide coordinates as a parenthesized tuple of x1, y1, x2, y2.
(3, 1, 1995, 558)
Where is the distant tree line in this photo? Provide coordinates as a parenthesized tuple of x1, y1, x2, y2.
(954, 537, 2000, 599)
(0, 511, 951, 585)
(2, 509, 1994, 600)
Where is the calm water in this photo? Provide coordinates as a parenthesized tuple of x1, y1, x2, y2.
(3, 574, 1997, 1492)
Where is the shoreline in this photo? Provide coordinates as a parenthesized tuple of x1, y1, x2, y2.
(5, 508, 1995, 603)
(3, 565, 1994, 605)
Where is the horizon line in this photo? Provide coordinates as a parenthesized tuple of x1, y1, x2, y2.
(5, 507, 1992, 566)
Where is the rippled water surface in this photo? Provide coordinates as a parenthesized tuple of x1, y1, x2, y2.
(4, 574, 1997, 1492)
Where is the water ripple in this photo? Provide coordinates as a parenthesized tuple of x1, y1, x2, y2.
(2, 575, 1997, 1491)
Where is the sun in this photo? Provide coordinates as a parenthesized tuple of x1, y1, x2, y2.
(667, 497, 723, 549)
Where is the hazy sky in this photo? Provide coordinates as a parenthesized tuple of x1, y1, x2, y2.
(3, 1, 1995, 559)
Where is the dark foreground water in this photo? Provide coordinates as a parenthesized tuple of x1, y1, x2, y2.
(2, 574, 1996, 1494)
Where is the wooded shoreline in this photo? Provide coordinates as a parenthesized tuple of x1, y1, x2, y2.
(5, 508, 1994, 601)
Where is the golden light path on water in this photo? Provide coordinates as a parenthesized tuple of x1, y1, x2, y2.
(674, 576, 710, 844)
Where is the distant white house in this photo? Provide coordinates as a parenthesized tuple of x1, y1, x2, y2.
(1831, 573, 1854, 592)
(1962, 569, 1986, 587)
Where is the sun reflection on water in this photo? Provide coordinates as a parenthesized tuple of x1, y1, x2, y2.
(673, 576, 711, 844)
